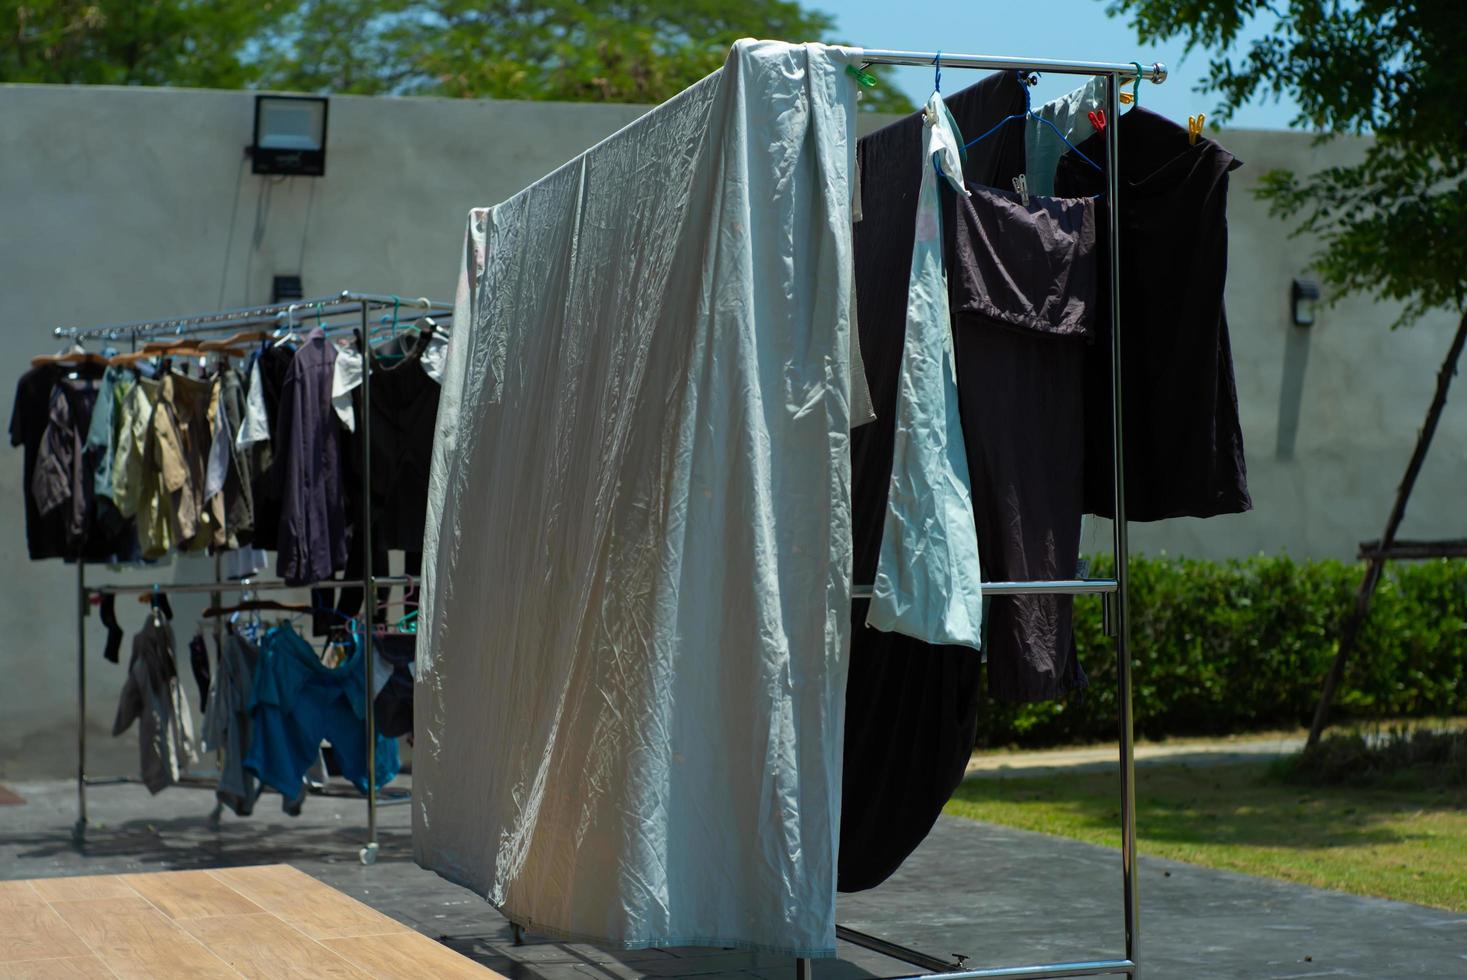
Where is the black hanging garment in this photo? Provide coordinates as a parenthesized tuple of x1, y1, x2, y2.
(189, 633, 212, 706)
(99, 593, 125, 663)
(949, 185, 1098, 702)
(10, 362, 112, 561)
(332, 331, 440, 622)
(1053, 107, 1251, 521)
(245, 345, 296, 553)
(371, 632, 417, 739)
(839, 71, 1027, 893)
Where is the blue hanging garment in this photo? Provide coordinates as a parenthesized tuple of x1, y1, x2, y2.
(866, 91, 984, 650)
(244, 624, 399, 812)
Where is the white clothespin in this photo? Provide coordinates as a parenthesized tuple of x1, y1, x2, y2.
(1012, 174, 1030, 207)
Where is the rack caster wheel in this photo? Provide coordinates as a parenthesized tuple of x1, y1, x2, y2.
(511, 923, 525, 946)
(206, 805, 223, 832)
(359, 842, 379, 865)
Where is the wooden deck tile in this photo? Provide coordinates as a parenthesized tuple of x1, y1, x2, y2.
(206, 866, 410, 940)
(0, 956, 117, 979)
(322, 932, 503, 979)
(120, 870, 263, 921)
(26, 878, 137, 904)
(48, 898, 239, 980)
(3, 866, 502, 980)
(179, 913, 373, 980)
(0, 882, 91, 967)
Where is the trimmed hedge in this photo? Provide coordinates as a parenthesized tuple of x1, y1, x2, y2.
(974, 556, 1467, 748)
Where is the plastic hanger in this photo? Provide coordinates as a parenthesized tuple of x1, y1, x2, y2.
(963, 72, 1103, 174)
(271, 304, 302, 348)
(1119, 62, 1142, 107)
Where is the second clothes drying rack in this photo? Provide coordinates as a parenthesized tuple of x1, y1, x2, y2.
(55, 290, 452, 866)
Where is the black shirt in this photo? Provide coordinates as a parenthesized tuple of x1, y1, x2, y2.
(950, 184, 1097, 703)
(246, 344, 296, 552)
(342, 330, 441, 553)
(11, 362, 105, 560)
(1054, 107, 1251, 521)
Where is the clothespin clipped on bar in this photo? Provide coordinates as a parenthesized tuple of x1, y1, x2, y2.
(1120, 91, 1135, 105)
(1012, 174, 1030, 207)
(1188, 113, 1206, 146)
(845, 64, 877, 89)
(1088, 109, 1107, 133)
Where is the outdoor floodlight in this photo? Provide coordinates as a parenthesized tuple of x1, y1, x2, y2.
(1291, 278, 1320, 327)
(272, 275, 304, 303)
(250, 95, 329, 177)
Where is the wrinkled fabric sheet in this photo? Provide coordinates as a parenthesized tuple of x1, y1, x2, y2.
(415, 39, 858, 956)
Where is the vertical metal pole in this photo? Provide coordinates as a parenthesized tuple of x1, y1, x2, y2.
(796, 958, 812, 980)
(212, 552, 223, 653)
(1105, 71, 1140, 974)
(360, 299, 379, 862)
(74, 563, 87, 843)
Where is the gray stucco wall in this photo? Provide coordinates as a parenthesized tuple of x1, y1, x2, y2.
(0, 84, 1460, 778)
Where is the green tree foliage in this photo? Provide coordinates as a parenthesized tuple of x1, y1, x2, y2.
(1107, 0, 1467, 324)
(1, 1, 289, 87)
(4, 0, 912, 112)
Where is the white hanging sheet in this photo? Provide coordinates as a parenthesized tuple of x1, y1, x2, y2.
(415, 39, 860, 956)
(866, 92, 985, 649)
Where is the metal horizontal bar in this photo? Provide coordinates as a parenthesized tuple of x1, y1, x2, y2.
(837, 925, 953, 973)
(84, 774, 217, 788)
(892, 959, 1136, 980)
(853, 579, 1117, 599)
(341, 291, 443, 308)
(859, 49, 1166, 84)
(52, 294, 452, 340)
(85, 575, 419, 597)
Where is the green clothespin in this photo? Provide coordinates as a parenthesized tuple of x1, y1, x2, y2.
(846, 64, 878, 89)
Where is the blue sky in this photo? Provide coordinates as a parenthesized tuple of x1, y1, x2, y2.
(829, 0, 1303, 130)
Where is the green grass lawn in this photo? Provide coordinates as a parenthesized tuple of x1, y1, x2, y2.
(944, 761, 1467, 911)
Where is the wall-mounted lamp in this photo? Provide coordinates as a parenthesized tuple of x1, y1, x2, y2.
(1291, 278, 1320, 327)
(249, 95, 329, 177)
(272, 276, 304, 303)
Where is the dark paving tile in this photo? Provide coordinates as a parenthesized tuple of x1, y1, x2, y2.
(4, 778, 1465, 978)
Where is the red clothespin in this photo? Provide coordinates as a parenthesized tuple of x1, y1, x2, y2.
(1088, 109, 1107, 133)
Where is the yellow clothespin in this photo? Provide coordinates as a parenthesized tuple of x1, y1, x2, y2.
(1188, 113, 1205, 146)
(1120, 91, 1134, 105)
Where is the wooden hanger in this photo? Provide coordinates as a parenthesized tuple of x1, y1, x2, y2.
(199, 330, 269, 351)
(201, 598, 312, 618)
(141, 339, 195, 354)
(30, 349, 108, 369)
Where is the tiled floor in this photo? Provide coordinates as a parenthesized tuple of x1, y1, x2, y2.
(2, 777, 1465, 979)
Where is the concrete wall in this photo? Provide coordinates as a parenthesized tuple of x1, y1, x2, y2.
(0, 84, 1461, 778)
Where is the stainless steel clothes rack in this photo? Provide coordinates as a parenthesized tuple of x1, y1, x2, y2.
(812, 48, 1166, 980)
(58, 291, 450, 866)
